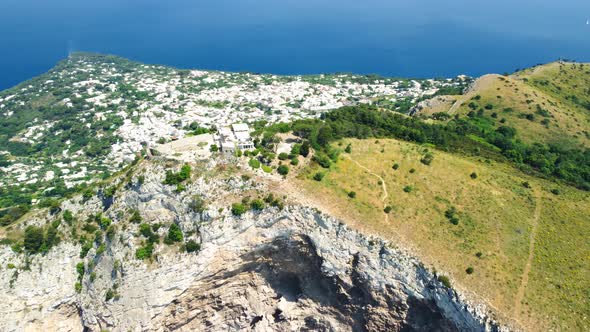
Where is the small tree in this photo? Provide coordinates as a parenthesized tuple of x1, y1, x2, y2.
(185, 240, 200, 253)
(420, 152, 434, 166)
(466, 267, 474, 274)
(250, 199, 265, 211)
(392, 163, 400, 170)
(248, 158, 261, 169)
(24, 226, 44, 254)
(277, 165, 289, 176)
(130, 210, 142, 223)
(166, 223, 183, 243)
(278, 152, 289, 160)
(300, 141, 310, 157)
(231, 203, 247, 216)
(313, 172, 325, 181)
(63, 210, 74, 225)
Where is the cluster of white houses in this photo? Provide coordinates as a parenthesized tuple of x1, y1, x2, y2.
(217, 123, 255, 154)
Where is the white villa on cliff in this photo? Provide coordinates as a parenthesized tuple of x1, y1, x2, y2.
(219, 123, 255, 154)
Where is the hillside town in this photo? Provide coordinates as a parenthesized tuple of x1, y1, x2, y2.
(0, 54, 469, 197)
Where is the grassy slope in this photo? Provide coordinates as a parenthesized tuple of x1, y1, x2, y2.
(419, 62, 590, 148)
(293, 138, 589, 331)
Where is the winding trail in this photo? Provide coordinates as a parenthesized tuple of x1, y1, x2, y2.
(513, 187, 543, 319)
(344, 155, 390, 223)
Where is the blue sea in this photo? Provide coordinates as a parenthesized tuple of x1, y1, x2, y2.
(1, 0, 589, 90)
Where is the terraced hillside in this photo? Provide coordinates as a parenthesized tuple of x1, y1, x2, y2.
(293, 138, 589, 331)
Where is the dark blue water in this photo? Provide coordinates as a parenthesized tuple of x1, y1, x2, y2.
(1, 0, 589, 90)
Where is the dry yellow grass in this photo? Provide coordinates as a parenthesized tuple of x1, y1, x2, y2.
(292, 138, 590, 331)
(419, 63, 590, 149)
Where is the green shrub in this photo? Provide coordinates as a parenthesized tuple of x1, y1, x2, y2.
(185, 240, 201, 253)
(470, 172, 478, 179)
(300, 141, 310, 157)
(348, 191, 356, 198)
(344, 144, 352, 153)
(106, 225, 117, 241)
(96, 244, 106, 255)
(403, 186, 413, 193)
(163, 164, 192, 185)
(264, 193, 275, 204)
(129, 210, 142, 223)
(63, 210, 74, 225)
(99, 217, 111, 230)
(24, 226, 44, 254)
(76, 262, 85, 279)
(466, 267, 474, 274)
(290, 157, 299, 166)
(139, 223, 153, 238)
(248, 158, 261, 169)
(444, 207, 457, 219)
(175, 184, 186, 193)
(75, 282, 82, 293)
(420, 152, 434, 166)
(313, 172, 325, 181)
(277, 165, 289, 175)
(105, 288, 115, 301)
(261, 165, 272, 173)
(445, 207, 459, 225)
(135, 243, 154, 260)
(409, 168, 416, 174)
(250, 199, 265, 211)
(312, 153, 332, 168)
(103, 186, 116, 199)
(550, 188, 560, 195)
(231, 203, 247, 216)
(278, 152, 289, 160)
(522, 181, 531, 189)
(384, 206, 392, 213)
(80, 241, 92, 258)
(166, 224, 183, 243)
(392, 163, 400, 170)
(290, 144, 301, 156)
(437, 275, 452, 288)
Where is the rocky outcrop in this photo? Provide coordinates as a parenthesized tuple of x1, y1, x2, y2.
(0, 161, 502, 331)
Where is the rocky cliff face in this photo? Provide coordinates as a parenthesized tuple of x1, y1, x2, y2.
(0, 160, 501, 331)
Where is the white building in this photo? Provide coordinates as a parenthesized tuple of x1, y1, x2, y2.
(219, 123, 255, 153)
